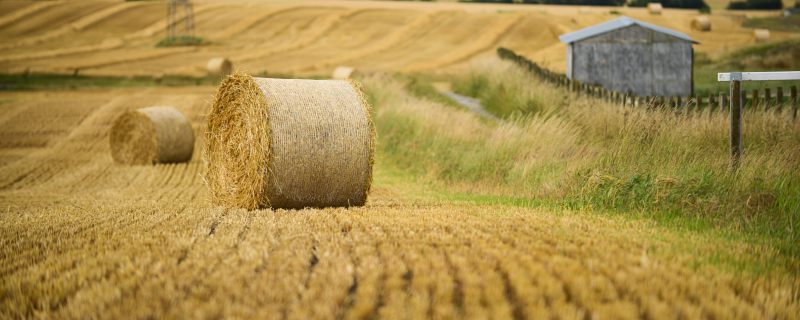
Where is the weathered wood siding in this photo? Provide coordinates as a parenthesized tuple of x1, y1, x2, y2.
(570, 25, 693, 97)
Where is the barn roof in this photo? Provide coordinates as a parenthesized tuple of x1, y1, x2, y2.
(559, 16, 698, 44)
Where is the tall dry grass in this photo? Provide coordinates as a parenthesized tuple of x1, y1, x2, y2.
(365, 58, 800, 261)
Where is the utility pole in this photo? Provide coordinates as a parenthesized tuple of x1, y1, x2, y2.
(166, 0, 195, 42)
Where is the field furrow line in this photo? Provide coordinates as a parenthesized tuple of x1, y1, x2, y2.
(54, 47, 198, 74)
(1, 204, 192, 318)
(303, 11, 439, 72)
(0, 2, 58, 30)
(209, 6, 298, 41)
(0, 2, 134, 51)
(48, 206, 214, 318)
(405, 15, 523, 72)
(287, 214, 355, 319)
(0, 203, 138, 278)
(0, 40, 124, 64)
(234, 8, 366, 63)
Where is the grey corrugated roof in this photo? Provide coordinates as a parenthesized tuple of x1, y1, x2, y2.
(558, 16, 698, 44)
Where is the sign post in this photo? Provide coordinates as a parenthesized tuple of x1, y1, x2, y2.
(717, 71, 800, 169)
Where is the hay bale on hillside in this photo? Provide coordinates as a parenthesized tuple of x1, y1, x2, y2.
(331, 66, 357, 80)
(754, 29, 770, 42)
(206, 57, 232, 77)
(691, 16, 711, 31)
(647, 3, 663, 15)
(204, 74, 375, 210)
(110, 106, 195, 165)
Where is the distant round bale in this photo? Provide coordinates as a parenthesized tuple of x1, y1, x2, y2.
(647, 3, 662, 15)
(206, 57, 232, 77)
(204, 74, 375, 210)
(110, 107, 195, 165)
(691, 16, 711, 31)
(332, 66, 357, 80)
(754, 29, 770, 42)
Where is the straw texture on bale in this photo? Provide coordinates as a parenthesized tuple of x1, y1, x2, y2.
(691, 16, 711, 31)
(647, 3, 663, 14)
(110, 106, 195, 165)
(332, 66, 356, 80)
(204, 74, 375, 210)
(754, 29, 770, 42)
(207, 57, 233, 77)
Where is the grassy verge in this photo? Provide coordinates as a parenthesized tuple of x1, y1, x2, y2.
(0, 73, 219, 91)
(694, 39, 800, 96)
(743, 15, 800, 33)
(363, 60, 799, 273)
(0, 72, 310, 91)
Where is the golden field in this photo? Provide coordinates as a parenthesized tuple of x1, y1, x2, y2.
(0, 85, 797, 318)
(0, 0, 795, 76)
(1, 0, 800, 318)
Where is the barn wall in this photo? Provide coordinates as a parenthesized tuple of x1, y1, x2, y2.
(571, 25, 692, 97)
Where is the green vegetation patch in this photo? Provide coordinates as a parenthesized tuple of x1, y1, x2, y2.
(156, 35, 206, 47)
(744, 15, 800, 32)
(694, 39, 800, 96)
(369, 60, 800, 272)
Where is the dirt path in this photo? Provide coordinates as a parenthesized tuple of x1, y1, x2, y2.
(0, 87, 797, 318)
(441, 91, 500, 121)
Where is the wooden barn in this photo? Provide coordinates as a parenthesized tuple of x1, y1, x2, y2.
(559, 16, 698, 97)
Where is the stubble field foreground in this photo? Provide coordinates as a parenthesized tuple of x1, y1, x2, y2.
(0, 84, 798, 319)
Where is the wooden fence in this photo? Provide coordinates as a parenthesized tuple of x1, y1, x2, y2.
(497, 47, 799, 119)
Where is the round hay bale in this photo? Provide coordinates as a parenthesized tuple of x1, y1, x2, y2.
(754, 29, 770, 42)
(204, 74, 375, 210)
(647, 3, 663, 15)
(206, 57, 232, 77)
(331, 66, 356, 80)
(691, 15, 711, 31)
(110, 106, 195, 165)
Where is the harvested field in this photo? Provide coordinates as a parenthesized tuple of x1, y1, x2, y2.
(1, 0, 799, 318)
(0, 84, 798, 318)
(0, 0, 794, 76)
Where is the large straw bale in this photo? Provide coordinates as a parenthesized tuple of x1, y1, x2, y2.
(754, 29, 770, 42)
(332, 66, 357, 80)
(204, 74, 374, 210)
(647, 3, 663, 15)
(691, 15, 711, 31)
(110, 106, 195, 165)
(206, 57, 232, 77)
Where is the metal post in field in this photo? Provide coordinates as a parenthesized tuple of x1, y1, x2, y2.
(730, 80, 743, 168)
(718, 71, 800, 168)
(792, 86, 798, 119)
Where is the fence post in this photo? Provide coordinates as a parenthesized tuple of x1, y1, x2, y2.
(752, 89, 758, 110)
(777, 87, 784, 112)
(730, 80, 743, 169)
(694, 96, 700, 113)
(709, 94, 716, 116)
(765, 88, 772, 111)
(719, 93, 726, 116)
(792, 86, 798, 120)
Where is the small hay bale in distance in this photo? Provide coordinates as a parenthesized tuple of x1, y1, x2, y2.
(331, 66, 357, 80)
(691, 15, 711, 31)
(110, 106, 195, 165)
(647, 3, 663, 15)
(204, 74, 375, 210)
(206, 57, 232, 77)
(754, 29, 770, 42)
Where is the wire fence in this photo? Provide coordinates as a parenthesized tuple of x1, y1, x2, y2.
(497, 47, 799, 120)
